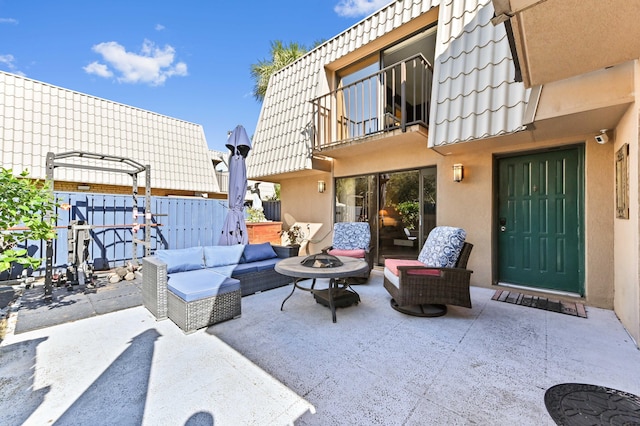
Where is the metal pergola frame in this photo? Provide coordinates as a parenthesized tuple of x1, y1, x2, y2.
(44, 151, 151, 298)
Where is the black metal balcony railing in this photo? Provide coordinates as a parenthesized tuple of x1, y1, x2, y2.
(311, 54, 433, 150)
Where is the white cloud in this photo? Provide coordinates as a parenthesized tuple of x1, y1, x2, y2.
(155, 24, 165, 31)
(84, 39, 188, 86)
(0, 54, 25, 75)
(0, 54, 16, 67)
(83, 61, 113, 78)
(0, 18, 18, 24)
(334, 0, 389, 17)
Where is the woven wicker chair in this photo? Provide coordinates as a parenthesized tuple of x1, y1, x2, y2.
(383, 226, 473, 317)
(323, 222, 374, 284)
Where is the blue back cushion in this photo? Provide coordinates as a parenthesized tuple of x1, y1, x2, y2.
(333, 222, 370, 250)
(418, 226, 466, 268)
(155, 247, 203, 273)
(241, 243, 278, 263)
(203, 244, 245, 268)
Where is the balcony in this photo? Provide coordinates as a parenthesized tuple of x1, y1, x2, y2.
(215, 170, 229, 193)
(311, 54, 433, 152)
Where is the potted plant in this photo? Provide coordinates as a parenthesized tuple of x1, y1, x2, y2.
(280, 224, 306, 256)
(246, 207, 267, 223)
(281, 225, 305, 246)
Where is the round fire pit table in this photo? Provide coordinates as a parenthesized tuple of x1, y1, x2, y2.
(275, 255, 368, 323)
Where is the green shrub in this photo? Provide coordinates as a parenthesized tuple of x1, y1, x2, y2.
(0, 169, 58, 272)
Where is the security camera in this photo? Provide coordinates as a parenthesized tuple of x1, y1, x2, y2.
(595, 129, 610, 144)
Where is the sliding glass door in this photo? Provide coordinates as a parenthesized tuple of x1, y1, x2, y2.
(335, 167, 436, 266)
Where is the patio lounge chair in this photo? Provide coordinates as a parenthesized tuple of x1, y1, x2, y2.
(323, 222, 374, 284)
(383, 226, 473, 317)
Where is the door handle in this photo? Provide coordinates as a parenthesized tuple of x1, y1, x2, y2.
(499, 217, 506, 232)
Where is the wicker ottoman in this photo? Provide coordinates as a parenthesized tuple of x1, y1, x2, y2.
(166, 270, 242, 334)
(142, 255, 242, 334)
(167, 285, 241, 334)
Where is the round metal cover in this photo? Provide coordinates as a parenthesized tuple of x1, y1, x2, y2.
(300, 253, 343, 268)
(544, 383, 640, 425)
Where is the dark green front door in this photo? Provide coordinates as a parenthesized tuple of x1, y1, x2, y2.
(497, 148, 583, 294)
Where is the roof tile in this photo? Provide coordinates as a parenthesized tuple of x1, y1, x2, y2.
(0, 71, 219, 193)
(429, 0, 529, 146)
(248, 0, 439, 179)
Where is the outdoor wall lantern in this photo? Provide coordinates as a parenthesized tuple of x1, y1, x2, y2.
(452, 164, 464, 182)
(318, 180, 326, 193)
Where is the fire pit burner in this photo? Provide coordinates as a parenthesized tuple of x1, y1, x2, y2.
(300, 253, 344, 268)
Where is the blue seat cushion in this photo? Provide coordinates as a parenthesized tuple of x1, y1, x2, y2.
(155, 247, 203, 273)
(230, 262, 258, 276)
(249, 258, 280, 272)
(208, 264, 237, 278)
(167, 269, 240, 302)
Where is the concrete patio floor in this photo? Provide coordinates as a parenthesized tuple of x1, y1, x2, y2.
(1, 269, 639, 425)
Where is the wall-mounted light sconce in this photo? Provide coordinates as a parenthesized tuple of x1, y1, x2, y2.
(77, 184, 91, 190)
(317, 180, 326, 193)
(452, 164, 464, 182)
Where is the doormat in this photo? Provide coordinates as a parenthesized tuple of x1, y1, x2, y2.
(492, 290, 587, 318)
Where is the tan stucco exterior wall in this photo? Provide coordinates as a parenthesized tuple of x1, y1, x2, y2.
(278, 63, 637, 318)
(613, 63, 640, 346)
(282, 134, 615, 309)
(436, 137, 614, 308)
(280, 173, 334, 252)
(584, 136, 616, 307)
(436, 150, 493, 288)
(333, 141, 440, 177)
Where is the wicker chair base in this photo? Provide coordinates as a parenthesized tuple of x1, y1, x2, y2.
(390, 299, 447, 317)
(167, 289, 241, 334)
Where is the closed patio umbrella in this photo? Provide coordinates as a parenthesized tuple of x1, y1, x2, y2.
(219, 125, 252, 245)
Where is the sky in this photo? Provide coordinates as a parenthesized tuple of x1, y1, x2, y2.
(0, 0, 390, 153)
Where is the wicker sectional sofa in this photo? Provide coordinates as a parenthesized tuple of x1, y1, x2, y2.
(142, 243, 295, 333)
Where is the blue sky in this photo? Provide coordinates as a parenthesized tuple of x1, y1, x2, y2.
(0, 0, 389, 153)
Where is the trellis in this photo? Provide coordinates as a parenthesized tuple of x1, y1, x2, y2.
(43, 151, 151, 298)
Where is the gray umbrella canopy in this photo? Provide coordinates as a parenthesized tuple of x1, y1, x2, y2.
(219, 125, 252, 245)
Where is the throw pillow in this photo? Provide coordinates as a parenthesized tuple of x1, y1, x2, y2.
(241, 242, 278, 263)
(418, 227, 466, 268)
(333, 222, 370, 250)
